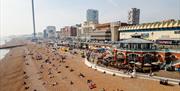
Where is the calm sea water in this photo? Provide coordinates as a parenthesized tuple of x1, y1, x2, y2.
(0, 37, 10, 60)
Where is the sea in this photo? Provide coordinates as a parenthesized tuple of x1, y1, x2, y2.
(0, 37, 10, 60)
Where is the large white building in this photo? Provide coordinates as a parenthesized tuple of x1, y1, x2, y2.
(86, 9, 99, 24)
(128, 8, 140, 25)
(80, 21, 96, 41)
(119, 20, 180, 43)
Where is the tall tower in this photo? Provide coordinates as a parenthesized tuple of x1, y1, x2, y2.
(32, 0, 36, 39)
(86, 9, 99, 24)
(128, 8, 140, 25)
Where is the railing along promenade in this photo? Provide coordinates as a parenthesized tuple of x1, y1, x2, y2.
(84, 58, 180, 85)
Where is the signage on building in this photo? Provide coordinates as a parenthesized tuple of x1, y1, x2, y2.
(156, 40, 180, 45)
(156, 40, 172, 45)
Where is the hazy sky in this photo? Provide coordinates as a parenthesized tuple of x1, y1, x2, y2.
(0, 0, 180, 37)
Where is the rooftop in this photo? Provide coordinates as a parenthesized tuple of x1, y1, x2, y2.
(119, 20, 180, 31)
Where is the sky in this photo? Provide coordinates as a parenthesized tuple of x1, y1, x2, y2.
(0, 0, 180, 37)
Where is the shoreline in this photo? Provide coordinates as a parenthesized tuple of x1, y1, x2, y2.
(0, 37, 11, 60)
(0, 49, 10, 60)
(0, 47, 25, 91)
(0, 38, 26, 61)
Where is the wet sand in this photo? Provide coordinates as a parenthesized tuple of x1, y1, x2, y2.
(0, 47, 25, 91)
(0, 42, 180, 91)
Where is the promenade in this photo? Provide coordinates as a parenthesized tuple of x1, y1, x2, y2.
(84, 58, 180, 85)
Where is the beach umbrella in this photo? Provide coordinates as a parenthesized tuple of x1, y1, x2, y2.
(151, 62, 159, 65)
(129, 61, 135, 64)
(172, 60, 180, 67)
(144, 63, 152, 66)
(135, 62, 142, 65)
(175, 62, 180, 65)
(106, 47, 111, 50)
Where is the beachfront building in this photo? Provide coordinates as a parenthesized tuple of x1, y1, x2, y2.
(75, 24, 82, 39)
(114, 38, 179, 71)
(80, 21, 96, 41)
(90, 21, 128, 41)
(56, 31, 61, 39)
(90, 23, 111, 41)
(60, 26, 77, 38)
(117, 20, 180, 64)
(43, 29, 48, 38)
(128, 8, 140, 25)
(119, 20, 180, 41)
(43, 26, 57, 39)
(116, 38, 156, 64)
(86, 9, 99, 24)
(78, 19, 180, 64)
(90, 30, 111, 41)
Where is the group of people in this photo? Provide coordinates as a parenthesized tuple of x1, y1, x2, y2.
(23, 44, 70, 90)
(33, 43, 127, 91)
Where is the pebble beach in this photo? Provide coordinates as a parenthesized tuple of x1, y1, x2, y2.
(0, 40, 180, 91)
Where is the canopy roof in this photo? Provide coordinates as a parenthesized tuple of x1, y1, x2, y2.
(119, 20, 180, 30)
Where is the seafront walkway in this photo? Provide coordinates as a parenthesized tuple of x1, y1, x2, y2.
(84, 58, 180, 85)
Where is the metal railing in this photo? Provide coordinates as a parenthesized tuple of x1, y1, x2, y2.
(84, 58, 180, 85)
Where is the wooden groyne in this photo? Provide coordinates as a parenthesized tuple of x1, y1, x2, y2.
(0, 44, 25, 49)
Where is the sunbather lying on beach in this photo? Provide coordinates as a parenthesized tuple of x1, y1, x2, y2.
(79, 73, 85, 78)
(87, 80, 96, 89)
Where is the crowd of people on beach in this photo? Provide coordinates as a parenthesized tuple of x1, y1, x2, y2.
(21, 43, 126, 91)
(1, 39, 179, 91)
(20, 41, 180, 91)
(22, 44, 69, 90)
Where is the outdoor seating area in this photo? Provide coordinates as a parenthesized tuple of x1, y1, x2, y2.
(55, 38, 180, 82)
(84, 39, 180, 76)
